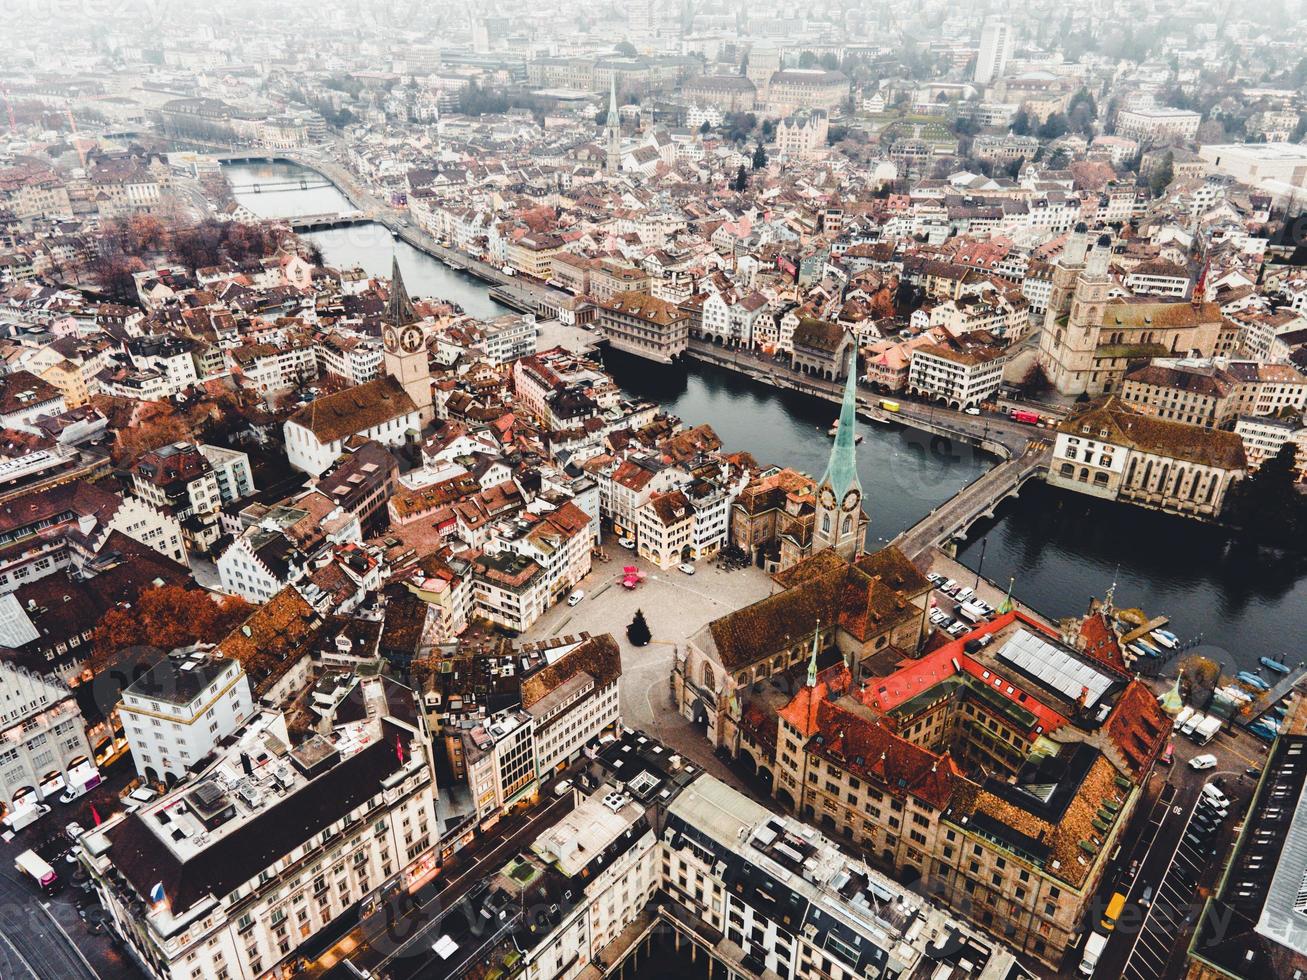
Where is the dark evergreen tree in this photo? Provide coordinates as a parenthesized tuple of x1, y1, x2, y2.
(1224, 443, 1306, 547)
(627, 609, 652, 647)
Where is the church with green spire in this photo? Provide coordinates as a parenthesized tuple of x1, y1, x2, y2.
(812, 352, 868, 559)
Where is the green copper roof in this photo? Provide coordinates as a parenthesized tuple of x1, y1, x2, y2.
(821, 353, 861, 499)
(386, 255, 418, 327)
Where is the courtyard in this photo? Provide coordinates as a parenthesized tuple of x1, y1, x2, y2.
(521, 534, 774, 788)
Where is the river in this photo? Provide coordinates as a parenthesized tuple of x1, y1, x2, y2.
(222, 161, 510, 319)
(224, 160, 1302, 673)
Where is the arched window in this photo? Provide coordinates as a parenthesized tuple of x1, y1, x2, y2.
(1206, 477, 1218, 504)
(1125, 457, 1138, 485)
(842, 516, 851, 534)
(1060, 462, 1075, 477)
(822, 513, 831, 534)
(1142, 459, 1153, 487)
(701, 662, 716, 689)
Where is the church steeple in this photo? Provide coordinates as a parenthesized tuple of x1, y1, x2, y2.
(822, 350, 861, 500)
(386, 256, 417, 327)
(813, 348, 866, 560)
(605, 76, 621, 177)
(807, 619, 821, 688)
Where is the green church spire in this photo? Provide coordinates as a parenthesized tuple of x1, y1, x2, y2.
(821, 350, 861, 500)
(807, 619, 821, 688)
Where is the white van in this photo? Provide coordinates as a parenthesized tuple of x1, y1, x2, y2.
(1079, 933, 1108, 976)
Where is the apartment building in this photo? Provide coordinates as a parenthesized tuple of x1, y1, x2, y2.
(118, 646, 254, 784)
(597, 291, 690, 364)
(199, 444, 255, 507)
(463, 708, 536, 825)
(80, 702, 437, 980)
(469, 549, 549, 633)
(1114, 106, 1201, 145)
(907, 341, 1006, 408)
(0, 657, 97, 818)
(519, 632, 622, 777)
(507, 233, 566, 280)
(129, 442, 224, 555)
(636, 489, 695, 569)
(1235, 415, 1307, 479)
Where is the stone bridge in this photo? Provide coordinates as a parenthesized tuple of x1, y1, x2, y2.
(891, 445, 1051, 559)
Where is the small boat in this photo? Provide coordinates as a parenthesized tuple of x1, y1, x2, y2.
(1261, 657, 1291, 674)
(1237, 672, 1270, 691)
(1133, 637, 1161, 656)
(1217, 685, 1253, 704)
(1151, 629, 1179, 650)
(1128, 642, 1158, 659)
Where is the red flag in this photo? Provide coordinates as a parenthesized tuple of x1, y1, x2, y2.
(396, 736, 405, 764)
(90, 804, 101, 826)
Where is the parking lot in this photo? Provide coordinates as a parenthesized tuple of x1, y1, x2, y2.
(1120, 784, 1234, 980)
(923, 570, 1001, 639)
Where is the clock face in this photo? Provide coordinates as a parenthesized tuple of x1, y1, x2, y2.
(842, 489, 861, 513)
(819, 488, 836, 511)
(383, 326, 399, 352)
(400, 324, 424, 353)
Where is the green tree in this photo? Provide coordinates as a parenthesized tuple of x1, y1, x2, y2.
(1037, 113, 1069, 140)
(1011, 109, 1031, 135)
(1067, 89, 1098, 136)
(1224, 443, 1307, 547)
(731, 165, 748, 191)
(626, 609, 652, 647)
(798, 51, 818, 69)
(1149, 150, 1174, 197)
(751, 143, 767, 169)
(614, 40, 637, 57)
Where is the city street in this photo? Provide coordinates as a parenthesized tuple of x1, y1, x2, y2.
(0, 753, 143, 980)
(311, 791, 577, 979)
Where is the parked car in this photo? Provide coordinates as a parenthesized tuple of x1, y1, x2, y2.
(1189, 754, 1218, 770)
(955, 587, 976, 604)
(1159, 742, 1174, 766)
(678, 563, 696, 575)
(64, 821, 85, 843)
(926, 572, 944, 585)
(930, 610, 950, 626)
(567, 590, 584, 606)
(964, 406, 981, 415)
(947, 622, 969, 638)
(941, 579, 959, 594)
(618, 537, 636, 550)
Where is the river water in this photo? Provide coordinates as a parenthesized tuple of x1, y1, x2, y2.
(224, 160, 1301, 673)
(222, 161, 509, 319)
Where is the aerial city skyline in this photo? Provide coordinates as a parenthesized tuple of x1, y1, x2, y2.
(2, 3, 1307, 980)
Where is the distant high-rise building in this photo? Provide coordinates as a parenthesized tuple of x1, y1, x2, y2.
(974, 17, 1013, 85)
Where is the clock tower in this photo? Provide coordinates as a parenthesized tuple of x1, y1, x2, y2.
(382, 257, 434, 425)
(813, 350, 867, 560)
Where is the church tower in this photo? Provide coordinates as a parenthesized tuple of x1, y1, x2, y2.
(381, 257, 434, 425)
(605, 76, 621, 177)
(813, 351, 867, 560)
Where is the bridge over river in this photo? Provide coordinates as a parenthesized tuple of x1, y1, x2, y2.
(891, 444, 1051, 559)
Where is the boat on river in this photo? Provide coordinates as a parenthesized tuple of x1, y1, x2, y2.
(1261, 657, 1291, 674)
